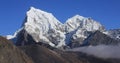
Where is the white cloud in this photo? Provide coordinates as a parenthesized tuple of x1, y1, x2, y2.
(67, 44, 120, 59)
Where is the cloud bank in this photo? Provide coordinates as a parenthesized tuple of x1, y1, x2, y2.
(68, 45, 120, 59)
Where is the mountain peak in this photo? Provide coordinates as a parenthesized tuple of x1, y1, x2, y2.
(65, 14, 104, 32)
(66, 15, 85, 23)
(29, 6, 36, 10)
(20, 7, 65, 48)
(72, 14, 85, 19)
(7, 7, 105, 48)
(28, 7, 49, 14)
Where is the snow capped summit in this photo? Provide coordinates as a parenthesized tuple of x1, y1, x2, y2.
(22, 7, 66, 48)
(65, 15, 105, 47)
(65, 15, 104, 32)
(7, 7, 106, 48)
(65, 15, 85, 32)
(25, 6, 63, 32)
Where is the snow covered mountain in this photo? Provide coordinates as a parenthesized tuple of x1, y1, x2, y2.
(65, 15, 105, 47)
(105, 29, 120, 40)
(23, 7, 66, 48)
(7, 7, 105, 48)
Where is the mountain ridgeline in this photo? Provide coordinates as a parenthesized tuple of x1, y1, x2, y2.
(3, 7, 120, 63)
(7, 7, 118, 48)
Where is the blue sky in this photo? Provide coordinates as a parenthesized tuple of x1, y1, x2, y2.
(0, 0, 120, 35)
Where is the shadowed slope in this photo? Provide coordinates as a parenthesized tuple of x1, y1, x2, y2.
(83, 31, 119, 46)
(19, 44, 69, 63)
(19, 44, 115, 63)
(0, 36, 34, 63)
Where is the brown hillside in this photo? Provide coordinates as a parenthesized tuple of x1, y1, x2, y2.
(0, 36, 34, 63)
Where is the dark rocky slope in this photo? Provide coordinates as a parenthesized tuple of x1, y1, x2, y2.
(19, 44, 117, 63)
(19, 44, 69, 63)
(15, 29, 36, 46)
(1, 35, 119, 63)
(0, 36, 34, 63)
(83, 31, 120, 46)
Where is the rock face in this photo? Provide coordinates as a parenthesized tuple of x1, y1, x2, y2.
(7, 7, 105, 48)
(15, 29, 36, 46)
(0, 36, 34, 63)
(83, 31, 119, 46)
